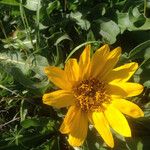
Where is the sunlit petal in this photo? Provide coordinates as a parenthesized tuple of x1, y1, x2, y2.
(99, 47, 121, 80)
(59, 106, 77, 134)
(106, 62, 138, 83)
(92, 111, 114, 148)
(90, 44, 110, 78)
(43, 90, 75, 108)
(45, 66, 72, 90)
(79, 45, 91, 79)
(108, 82, 143, 97)
(112, 98, 144, 118)
(68, 108, 88, 147)
(104, 105, 131, 137)
(65, 58, 80, 84)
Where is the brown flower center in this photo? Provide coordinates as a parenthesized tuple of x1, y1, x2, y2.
(73, 78, 110, 112)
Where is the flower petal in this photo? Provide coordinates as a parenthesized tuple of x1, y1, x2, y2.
(68, 108, 88, 147)
(45, 66, 71, 90)
(112, 98, 144, 118)
(43, 90, 75, 108)
(65, 58, 80, 84)
(104, 105, 131, 137)
(106, 62, 138, 83)
(108, 82, 143, 97)
(99, 47, 121, 80)
(59, 106, 77, 134)
(107, 84, 127, 97)
(90, 44, 110, 78)
(79, 45, 91, 79)
(92, 112, 114, 148)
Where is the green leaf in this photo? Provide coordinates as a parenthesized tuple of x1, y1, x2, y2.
(54, 34, 72, 65)
(46, 0, 60, 15)
(24, 0, 41, 11)
(12, 67, 48, 94)
(54, 34, 71, 46)
(117, 12, 131, 33)
(20, 99, 28, 122)
(0, 51, 49, 76)
(0, 84, 15, 95)
(31, 55, 49, 76)
(94, 19, 120, 44)
(70, 11, 91, 30)
(0, 51, 49, 94)
(0, 0, 19, 6)
(128, 40, 150, 87)
(134, 59, 150, 88)
(128, 40, 150, 60)
(117, 7, 150, 32)
(21, 117, 50, 129)
(0, 51, 31, 74)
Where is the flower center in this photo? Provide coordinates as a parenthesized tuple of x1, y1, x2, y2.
(73, 78, 110, 112)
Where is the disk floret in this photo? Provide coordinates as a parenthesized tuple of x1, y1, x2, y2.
(73, 78, 110, 111)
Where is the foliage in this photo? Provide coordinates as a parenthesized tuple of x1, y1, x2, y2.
(0, 0, 150, 149)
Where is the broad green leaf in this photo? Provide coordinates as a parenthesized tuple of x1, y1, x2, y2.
(3, 39, 36, 50)
(0, 51, 49, 94)
(0, 51, 31, 74)
(117, 11, 132, 33)
(144, 0, 150, 17)
(117, 7, 150, 32)
(0, 0, 19, 6)
(70, 11, 91, 30)
(10, 67, 49, 94)
(94, 19, 120, 44)
(24, 0, 41, 11)
(0, 51, 49, 76)
(30, 55, 49, 76)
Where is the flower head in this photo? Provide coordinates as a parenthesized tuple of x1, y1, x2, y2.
(43, 45, 144, 148)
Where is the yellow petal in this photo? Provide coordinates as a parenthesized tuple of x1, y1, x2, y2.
(43, 90, 75, 108)
(107, 84, 127, 97)
(112, 98, 144, 118)
(90, 44, 110, 78)
(108, 82, 143, 97)
(59, 106, 77, 134)
(104, 105, 131, 137)
(79, 45, 91, 79)
(106, 62, 138, 83)
(92, 112, 114, 148)
(59, 120, 70, 134)
(68, 108, 88, 147)
(65, 58, 80, 84)
(44, 66, 71, 90)
(99, 47, 121, 80)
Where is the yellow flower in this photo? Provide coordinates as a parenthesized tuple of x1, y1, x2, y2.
(43, 45, 144, 148)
